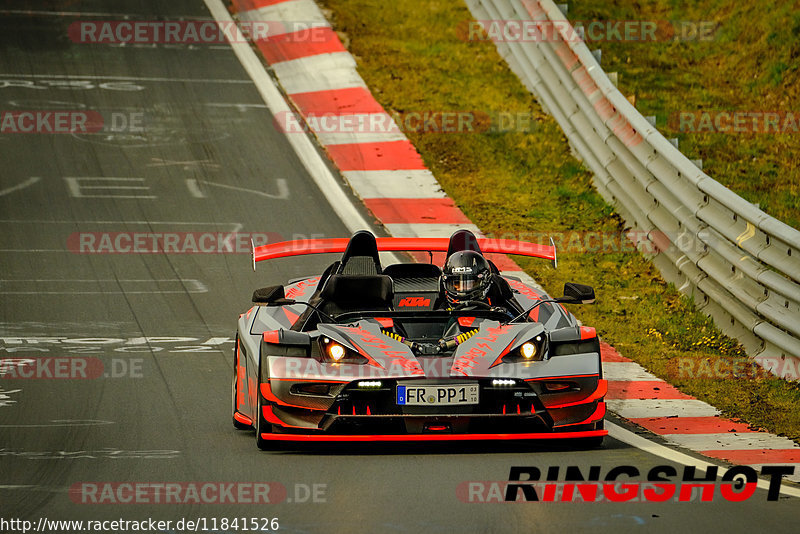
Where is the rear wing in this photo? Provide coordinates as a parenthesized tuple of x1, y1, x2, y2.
(252, 237, 557, 270)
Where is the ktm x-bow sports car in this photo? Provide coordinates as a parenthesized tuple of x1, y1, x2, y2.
(232, 230, 607, 448)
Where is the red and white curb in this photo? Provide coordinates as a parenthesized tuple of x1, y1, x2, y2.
(603, 343, 800, 481)
(227, 0, 800, 481)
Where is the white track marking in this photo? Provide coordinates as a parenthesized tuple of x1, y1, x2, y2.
(607, 398, 721, 418)
(198, 178, 289, 199)
(0, 220, 243, 252)
(147, 158, 220, 170)
(0, 73, 252, 84)
(661, 433, 800, 451)
(602, 362, 660, 381)
(205, 103, 268, 110)
(342, 170, 447, 199)
(272, 53, 366, 94)
(109, 43, 231, 51)
(0, 177, 40, 197)
(64, 177, 155, 199)
(0, 387, 22, 407)
(311, 113, 408, 145)
(202, 0, 387, 248)
(383, 223, 483, 238)
(0, 220, 243, 230)
(0, 279, 207, 295)
(185, 179, 207, 198)
(0, 419, 114, 428)
(238, 0, 330, 34)
(607, 421, 800, 498)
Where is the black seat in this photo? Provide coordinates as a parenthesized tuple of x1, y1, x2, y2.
(446, 229, 482, 257)
(382, 263, 442, 280)
(318, 274, 394, 317)
(383, 263, 441, 310)
(339, 230, 382, 275)
(290, 232, 386, 331)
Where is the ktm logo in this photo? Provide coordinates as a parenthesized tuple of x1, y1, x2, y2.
(398, 296, 431, 307)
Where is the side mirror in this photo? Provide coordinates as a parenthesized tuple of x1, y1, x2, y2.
(556, 282, 595, 304)
(252, 285, 295, 306)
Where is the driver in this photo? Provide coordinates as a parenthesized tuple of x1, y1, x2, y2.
(439, 250, 515, 318)
(434, 250, 516, 349)
(440, 250, 493, 307)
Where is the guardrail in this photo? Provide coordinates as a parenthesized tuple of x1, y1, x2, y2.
(465, 0, 800, 379)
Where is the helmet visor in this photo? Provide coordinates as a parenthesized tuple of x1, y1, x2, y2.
(445, 275, 479, 296)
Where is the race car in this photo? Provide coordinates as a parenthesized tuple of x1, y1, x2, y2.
(232, 229, 607, 448)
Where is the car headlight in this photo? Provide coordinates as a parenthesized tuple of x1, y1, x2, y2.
(318, 337, 368, 365)
(520, 342, 537, 359)
(502, 335, 545, 363)
(328, 342, 346, 362)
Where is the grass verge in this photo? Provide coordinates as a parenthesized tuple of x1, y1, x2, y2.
(317, 0, 800, 443)
(566, 1, 800, 229)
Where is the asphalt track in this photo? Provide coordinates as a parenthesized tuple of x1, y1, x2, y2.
(0, 1, 799, 533)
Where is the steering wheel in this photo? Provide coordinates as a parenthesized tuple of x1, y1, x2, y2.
(453, 300, 492, 310)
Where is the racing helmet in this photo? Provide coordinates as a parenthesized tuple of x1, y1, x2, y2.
(441, 250, 492, 305)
